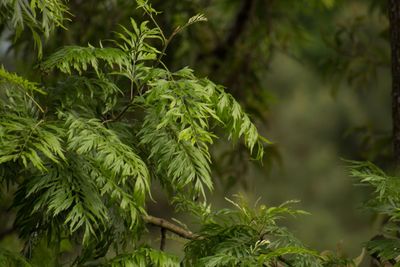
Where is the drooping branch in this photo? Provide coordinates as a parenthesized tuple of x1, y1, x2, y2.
(143, 215, 200, 240)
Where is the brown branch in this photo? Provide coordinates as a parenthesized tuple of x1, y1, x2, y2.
(160, 227, 166, 251)
(143, 215, 201, 240)
(155, 28, 180, 68)
(102, 103, 133, 124)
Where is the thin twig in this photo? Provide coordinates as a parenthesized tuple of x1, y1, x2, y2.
(25, 92, 45, 113)
(102, 103, 133, 124)
(155, 28, 180, 68)
(146, 12, 166, 41)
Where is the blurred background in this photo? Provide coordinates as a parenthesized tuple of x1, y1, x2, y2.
(0, 0, 394, 263)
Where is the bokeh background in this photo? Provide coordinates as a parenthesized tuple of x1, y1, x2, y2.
(0, 0, 394, 264)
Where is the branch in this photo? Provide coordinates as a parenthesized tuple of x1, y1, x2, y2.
(102, 103, 133, 124)
(154, 27, 180, 69)
(143, 215, 201, 240)
(143, 215, 291, 266)
(102, 83, 148, 124)
(160, 227, 166, 251)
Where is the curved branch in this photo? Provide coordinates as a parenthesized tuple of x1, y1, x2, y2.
(143, 215, 201, 240)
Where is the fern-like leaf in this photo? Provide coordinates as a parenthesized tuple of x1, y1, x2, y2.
(0, 114, 65, 171)
(41, 45, 128, 75)
(14, 154, 109, 245)
(65, 113, 150, 227)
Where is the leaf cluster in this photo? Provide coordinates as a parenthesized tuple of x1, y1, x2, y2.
(0, 1, 272, 266)
(0, 0, 69, 57)
(348, 161, 400, 265)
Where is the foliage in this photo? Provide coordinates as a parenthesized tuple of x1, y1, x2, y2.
(348, 161, 400, 265)
(104, 246, 179, 267)
(0, 1, 332, 266)
(0, 0, 69, 57)
(2, 0, 398, 266)
(183, 197, 322, 267)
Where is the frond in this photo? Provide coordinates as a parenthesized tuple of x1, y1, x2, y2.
(41, 45, 128, 75)
(211, 82, 267, 159)
(65, 113, 150, 227)
(139, 70, 217, 198)
(0, 0, 68, 35)
(184, 197, 320, 267)
(0, 66, 45, 94)
(177, 14, 208, 33)
(105, 247, 179, 267)
(347, 161, 400, 264)
(347, 160, 400, 220)
(138, 67, 268, 199)
(135, 0, 160, 16)
(186, 14, 208, 25)
(0, 0, 69, 57)
(0, 66, 46, 113)
(0, 114, 65, 171)
(50, 75, 122, 114)
(115, 18, 162, 54)
(139, 110, 212, 198)
(14, 154, 109, 245)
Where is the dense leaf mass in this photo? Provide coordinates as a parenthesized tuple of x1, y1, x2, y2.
(0, 1, 287, 266)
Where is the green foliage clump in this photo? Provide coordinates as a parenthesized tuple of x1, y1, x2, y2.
(0, 0, 69, 57)
(348, 161, 400, 265)
(0, 1, 291, 266)
(183, 197, 321, 267)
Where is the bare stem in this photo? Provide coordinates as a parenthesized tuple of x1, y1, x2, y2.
(160, 227, 166, 251)
(102, 103, 133, 124)
(143, 215, 201, 240)
(155, 28, 180, 68)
